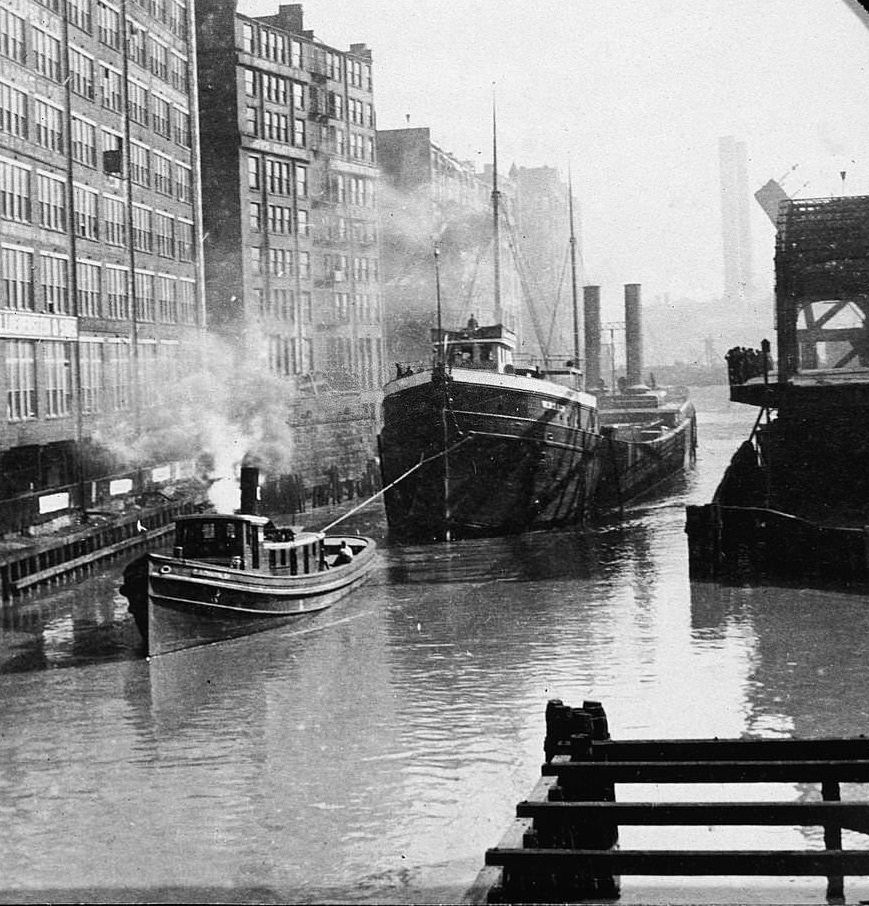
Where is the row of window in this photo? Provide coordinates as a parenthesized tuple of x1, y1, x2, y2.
(126, 20, 188, 90)
(331, 292, 381, 325)
(249, 201, 308, 237)
(240, 21, 303, 69)
(266, 333, 314, 377)
(324, 173, 376, 208)
(247, 156, 307, 197)
(319, 92, 374, 127)
(244, 105, 306, 148)
(323, 254, 379, 284)
(322, 215, 377, 245)
(0, 68, 190, 157)
(253, 287, 312, 324)
(243, 68, 305, 109)
(1, 245, 196, 323)
(5, 336, 181, 421)
(0, 159, 195, 260)
(249, 247, 311, 279)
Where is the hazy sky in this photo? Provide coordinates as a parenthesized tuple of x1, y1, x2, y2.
(240, 0, 869, 315)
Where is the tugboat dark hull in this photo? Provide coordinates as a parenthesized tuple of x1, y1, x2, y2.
(379, 368, 601, 542)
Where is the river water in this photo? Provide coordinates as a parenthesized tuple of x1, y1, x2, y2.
(2, 385, 869, 904)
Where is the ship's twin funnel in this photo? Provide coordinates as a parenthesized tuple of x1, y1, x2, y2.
(583, 284, 643, 391)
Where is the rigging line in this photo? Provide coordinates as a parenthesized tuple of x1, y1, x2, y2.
(545, 245, 572, 354)
(319, 435, 475, 532)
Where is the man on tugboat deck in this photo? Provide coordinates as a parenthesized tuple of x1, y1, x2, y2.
(334, 541, 355, 566)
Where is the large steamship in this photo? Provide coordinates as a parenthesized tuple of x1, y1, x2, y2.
(378, 318, 602, 541)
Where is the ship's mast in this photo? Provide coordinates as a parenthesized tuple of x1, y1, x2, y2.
(568, 164, 581, 370)
(491, 93, 502, 324)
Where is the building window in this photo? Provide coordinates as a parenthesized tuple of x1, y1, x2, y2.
(248, 155, 260, 190)
(149, 37, 168, 81)
(127, 20, 146, 67)
(101, 66, 122, 112)
(38, 174, 66, 232)
(298, 250, 310, 279)
(296, 208, 308, 237)
(2, 246, 34, 309)
(242, 22, 256, 55)
(0, 10, 26, 65)
(245, 105, 259, 136)
(169, 0, 187, 39)
(261, 29, 286, 64)
(176, 219, 193, 261)
(295, 164, 307, 198)
(152, 95, 170, 137)
(293, 117, 305, 148)
(97, 1, 121, 49)
(73, 185, 99, 240)
(41, 254, 69, 313)
(171, 107, 190, 147)
(102, 195, 125, 246)
(249, 200, 261, 232)
(152, 152, 172, 195)
(291, 39, 302, 69)
(153, 212, 174, 258)
(104, 265, 128, 318)
(266, 159, 291, 194)
(104, 341, 130, 409)
(263, 73, 287, 104)
(157, 274, 176, 322)
(6, 339, 36, 421)
(80, 341, 102, 413)
(134, 270, 154, 321)
(264, 110, 288, 143)
(175, 162, 191, 202)
(77, 260, 101, 317)
(33, 29, 61, 82)
(170, 53, 187, 92)
(267, 204, 292, 234)
(68, 0, 93, 33)
(128, 80, 149, 125)
(244, 68, 257, 98)
(44, 342, 72, 417)
(69, 48, 95, 100)
(328, 92, 343, 119)
(132, 205, 152, 252)
(178, 278, 195, 323)
(0, 82, 27, 140)
(269, 247, 292, 277)
(71, 117, 97, 167)
(249, 246, 262, 274)
(34, 99, 64, 152)
(130, 142, 150, 187)
(0, 159, 30, 223)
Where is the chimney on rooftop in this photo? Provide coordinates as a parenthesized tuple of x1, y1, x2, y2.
(275, 4, 304, 32)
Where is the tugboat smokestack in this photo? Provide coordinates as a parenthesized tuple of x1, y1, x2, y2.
(625, 283, 643, 387)
(583, 285, 601, 390)
(239, 465, 261, 516)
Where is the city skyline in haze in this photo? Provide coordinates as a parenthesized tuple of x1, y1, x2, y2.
(241, 0, 869, 324)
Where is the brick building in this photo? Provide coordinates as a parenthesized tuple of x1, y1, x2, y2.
(0, 0, 206, 529)
(194, 1, 383, 499)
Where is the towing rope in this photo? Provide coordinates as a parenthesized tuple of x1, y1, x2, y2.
(319, 434, 474, 533)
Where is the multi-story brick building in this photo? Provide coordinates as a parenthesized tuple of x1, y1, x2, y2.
(195, 2, 383, 501)
(377, 126, 521, 367)
(0, 0, 205, 528)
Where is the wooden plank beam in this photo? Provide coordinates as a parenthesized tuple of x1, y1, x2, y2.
(541, 759, 869, 783)
(485, 848, 869, 876)
(594, 738, 869, 761)
(516, 800, 869, 829)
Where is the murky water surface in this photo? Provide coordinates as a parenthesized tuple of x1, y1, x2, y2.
(2, 386, 869, 904)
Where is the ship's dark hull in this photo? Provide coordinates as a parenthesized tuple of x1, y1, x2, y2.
(594, 401, 697, 509)
(379, 369, 601, 542)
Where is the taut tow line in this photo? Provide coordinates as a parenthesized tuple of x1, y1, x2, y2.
(320, 435, 473, 532)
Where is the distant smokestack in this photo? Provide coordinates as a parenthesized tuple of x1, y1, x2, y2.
(583, 285, 601, 390)
(624, 284, 643, 386)
(239, 466, 261, 516)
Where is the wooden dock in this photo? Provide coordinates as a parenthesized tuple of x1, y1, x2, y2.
(468, 699, 869, 903)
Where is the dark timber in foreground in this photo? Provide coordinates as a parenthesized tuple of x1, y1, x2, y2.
(466, 699, 869, 903)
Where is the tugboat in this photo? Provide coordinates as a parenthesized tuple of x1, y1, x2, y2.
(121, 469, 376, 656)
(379, 317, 601, 541)
(686, 195, 869, 586)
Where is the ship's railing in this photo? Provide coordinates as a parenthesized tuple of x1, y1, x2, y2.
(725, 342, 773, 387)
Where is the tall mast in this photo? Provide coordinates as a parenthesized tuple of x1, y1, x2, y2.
(568, 163, 580, 368)
(491, 92, 502, 323)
